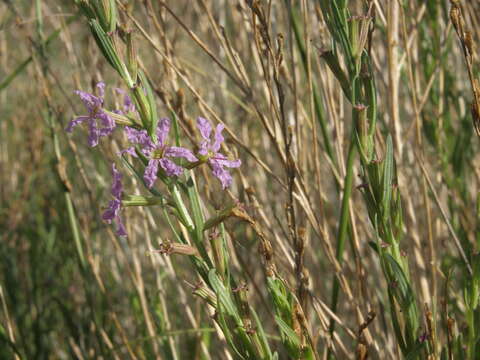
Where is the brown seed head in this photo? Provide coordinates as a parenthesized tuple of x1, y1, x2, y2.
(450, 4, 462, 34)
(464, 31, 475, 58)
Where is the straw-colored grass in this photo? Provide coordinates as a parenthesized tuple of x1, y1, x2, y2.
(2, 1, 480, 359)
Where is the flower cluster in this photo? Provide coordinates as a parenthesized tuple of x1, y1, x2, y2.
(197, 117, 241, 189)
(122, 118, 197, 188)
(67, 83, 242, 236)
(66, 82, 115, 147)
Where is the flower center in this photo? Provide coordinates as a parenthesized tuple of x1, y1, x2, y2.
(152, 145, 167, 159)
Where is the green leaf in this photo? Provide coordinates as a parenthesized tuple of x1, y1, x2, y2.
(387, 289, 407, 353)
(106, 0, 118, 33)
(90, 1, 108, 30)
(382, 135, 394, 221)
(274, 315, 301, 358)
(274, 316, 301, 347)
(251, 308, 273, 359)
(89, 19, 133, 87)
(384, 254, 415, 309)
(321, 50, 351, 99)
(184, 175, 212, 267)
(138, 70, 158, 139)
(121, 194, 163, 207)
(267, 277, 292, 317)
(89, 20, 120, 72)
(208, 270, 238, 319)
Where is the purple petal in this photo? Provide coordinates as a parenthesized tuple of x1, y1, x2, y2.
(159, 158, 184, 177)
(214, 156, 241, 168)
(156, 118, 171, 146)
(123, 94, 135, 113)
(97, 111, 115, 130)
(66, 115, 90, 133)
(165, 146, 198, 162)
(75, 89, 102, 112)
(115, 216, 127, 237)
(119, 147, 138, 157)
(197, 117, 212, 141)
(198, 144, 209, 157)
(99, 127, 115, 137)
(125, 127, 155, 154)
(209, 159, 233, 189)
(144, 159, 159, 188)
(115, 88, 135, 113)
(98, 118, 116, 138)
(96, 82, 105, 99)
(111, 163, 123, 199)
(87, 119, 100, 147)
(125, 127, 148, 143)
(102, 199, 121, 222)
(212, 124, 225, 152)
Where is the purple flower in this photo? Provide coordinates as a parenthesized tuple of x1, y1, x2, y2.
(102, 163, 127, 237)
(66, 82, 116, 147)
(115, 88, 136, 114)
(122, 118, 197, 188)
(196, 117, 241, 189)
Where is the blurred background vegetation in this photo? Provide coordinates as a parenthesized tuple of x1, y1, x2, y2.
(2, 0, 480, 359)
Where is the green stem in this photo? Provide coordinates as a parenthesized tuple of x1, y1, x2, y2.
(328, 137, 357, 336)
(47, 107, 86, 269)
(65, 192, 86, 268)
(467, 307, 475, 360)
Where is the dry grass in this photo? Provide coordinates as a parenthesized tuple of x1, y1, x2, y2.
(2, 0, 480, 359)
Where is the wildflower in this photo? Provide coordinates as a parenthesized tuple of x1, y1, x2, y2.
(102, 163, 127, 236)
(115, 88, 136, 114)
(66, 82, 116, 147)
(122, 118, 197, 188)
(196, 117, 241, 189)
